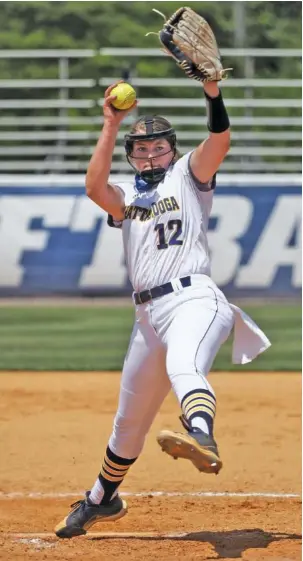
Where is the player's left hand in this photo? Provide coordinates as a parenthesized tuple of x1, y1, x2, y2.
(150, 7, 232, 83)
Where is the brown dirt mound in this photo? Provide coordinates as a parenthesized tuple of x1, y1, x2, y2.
(0, 371, 301, 560)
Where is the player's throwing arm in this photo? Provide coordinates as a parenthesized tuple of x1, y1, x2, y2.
(85, 80, 137, 220)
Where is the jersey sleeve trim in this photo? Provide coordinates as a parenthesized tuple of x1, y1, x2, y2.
(107, 214, 123, 229)
(188, 152, 216, 191)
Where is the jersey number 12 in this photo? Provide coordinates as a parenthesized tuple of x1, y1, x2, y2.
(154, 220, 183, 250)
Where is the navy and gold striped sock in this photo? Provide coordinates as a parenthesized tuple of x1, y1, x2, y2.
(98, 446, 137, 505)
(181, 389, 216, 436)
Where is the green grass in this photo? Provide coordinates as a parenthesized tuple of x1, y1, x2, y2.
(0, 304, 301, 371)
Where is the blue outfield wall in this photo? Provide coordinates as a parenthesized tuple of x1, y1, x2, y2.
(0, 177, 301, 297)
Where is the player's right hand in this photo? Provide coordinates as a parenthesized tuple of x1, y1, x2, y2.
(103, 81, 138, 128)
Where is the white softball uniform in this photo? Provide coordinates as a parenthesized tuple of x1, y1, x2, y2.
(107, 152, 271, 459)
(114, 152, 214, 291)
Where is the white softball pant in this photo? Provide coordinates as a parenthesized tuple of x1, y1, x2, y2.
(108, 274, 234, 459)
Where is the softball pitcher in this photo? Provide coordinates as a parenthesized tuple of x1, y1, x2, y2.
(55, 8, 271, 538)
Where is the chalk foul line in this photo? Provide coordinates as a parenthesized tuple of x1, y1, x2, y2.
(9, 532, 192, 539)
(0, 491, 300, 499)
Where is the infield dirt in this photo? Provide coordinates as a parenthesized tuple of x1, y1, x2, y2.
(0, 371, 301, 560)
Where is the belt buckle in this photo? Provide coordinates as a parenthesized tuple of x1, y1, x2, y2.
(171, 278, 184, 294)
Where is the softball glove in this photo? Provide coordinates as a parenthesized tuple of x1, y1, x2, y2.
(148, 7, 232, 83)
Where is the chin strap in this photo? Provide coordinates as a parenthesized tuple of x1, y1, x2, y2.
(135, 167, 167, 192)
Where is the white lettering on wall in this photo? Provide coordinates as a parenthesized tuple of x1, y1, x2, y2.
(208, 196, 254, 285)
(237, 196, 302, 287)
(0, 196, 74, 286)
(71, 197, 126, 287)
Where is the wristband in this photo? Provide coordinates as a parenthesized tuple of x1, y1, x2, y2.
(204, 90, 230, 133)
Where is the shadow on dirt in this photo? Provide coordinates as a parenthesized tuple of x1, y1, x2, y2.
(90, 528, 301, 559)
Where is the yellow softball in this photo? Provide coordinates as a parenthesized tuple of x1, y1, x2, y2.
(110, 83, 136, 111)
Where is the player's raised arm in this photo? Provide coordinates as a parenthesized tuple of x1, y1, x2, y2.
(85, 82, 137, 219)
(189, 81, 230, 184)
(151, 7, 232, 184)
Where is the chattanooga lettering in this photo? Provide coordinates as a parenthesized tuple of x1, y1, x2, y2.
(124, 196, 180, 221)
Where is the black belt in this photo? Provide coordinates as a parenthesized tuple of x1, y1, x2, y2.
(134, 276, 191, 305)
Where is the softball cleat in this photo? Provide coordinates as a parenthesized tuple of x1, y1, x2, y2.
(157, 428, 222, 474)
(55, 491, 127, 538)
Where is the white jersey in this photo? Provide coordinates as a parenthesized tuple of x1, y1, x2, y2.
(112, 152, 215, 292)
